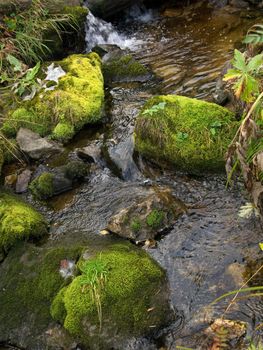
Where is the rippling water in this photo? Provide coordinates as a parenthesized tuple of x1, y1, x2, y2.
(122, 2, 260, 100)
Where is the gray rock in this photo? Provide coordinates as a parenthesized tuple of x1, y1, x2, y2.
(16, 128, 62, 161)
(77, 143, 102, 164)
(107, 187, 187, 242)
(16, 169, 32, 194)
(107, 136, 141, 181)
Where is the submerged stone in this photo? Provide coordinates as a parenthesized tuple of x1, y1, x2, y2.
(2, 53, 104, 143)
(135, 95, 239, 174)
(51, 242, 173, 349)
(107, 187, 186, 242)
(0, 192, 48, 251)
(102, 49, 151, 84)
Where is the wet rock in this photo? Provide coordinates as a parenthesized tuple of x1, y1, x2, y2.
(15, 169, 32, 194)
(102, 47, 151, 84)
(16, 128, 62, 161)
(107, 187, 186, 242)
(29, 161, 89, 200)
(107, 136, 141, 180)
(77, 142, 102, 164)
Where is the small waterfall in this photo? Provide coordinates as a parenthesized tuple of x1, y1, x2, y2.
(85, 7, 143, 52)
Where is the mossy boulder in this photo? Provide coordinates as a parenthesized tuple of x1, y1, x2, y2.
(0, 192, 48, 251)
(29, 161, 89, 200)
(135, 95, 239, 174)
(29, 172, 55, 200)
(0, 242, 83, 348)
(51, 242, 172, 349)
(103, 53, 150, 84)
(2, 53, 104, 143)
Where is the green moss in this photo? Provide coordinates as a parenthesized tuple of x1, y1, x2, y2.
(0, 193, 48, 251)
(2, 53, 104, 143)
(135, 95, 239, 174)
(146, 210, 165, 230)
(130, 218, 142, 233)
(1, 107, 51, 138)
(51, 243, 169, 347)
(63, 161, 88, 180)
(0, 144, 4, 175)
(29, 172, 55, 200)
(63, 6, 88, 26)
(0, 243, 83, 339)
(52, 123, 75, 143)
(103, 54, 149, 83)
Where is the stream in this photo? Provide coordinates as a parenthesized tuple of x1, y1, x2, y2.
(47, 2, 263, 348)
(1, 1, 263, 349)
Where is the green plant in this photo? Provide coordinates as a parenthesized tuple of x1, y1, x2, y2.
(223, 49, 263, 102)
(79, 256, 109, 330)
(142, 102, 167, 116)
(243, 24, 263, 46)
(130, 218, 142, 233)
(0, 0, 78, 83)
(146, 209, 165, 230)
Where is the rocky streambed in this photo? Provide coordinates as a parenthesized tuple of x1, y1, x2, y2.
(0, 1, 263, 349)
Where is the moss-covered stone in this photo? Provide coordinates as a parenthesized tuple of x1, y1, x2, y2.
(51, 242, 172, 349)
(2, 53, 104, 143)
(62, 160, 88, 180)
(103, 54, 149, 83)
(29, 172, 55, 200)
(135, 95, 239, 174)
(0, 242, 83, 347)
(0, 192, 48, 251)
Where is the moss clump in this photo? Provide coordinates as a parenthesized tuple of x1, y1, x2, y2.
(51, 243, 170, 348)
(2, 53, 104, 142)
(146, 210, 165, 230)
(63, 161, 88, 180)
(0, 243, 83, 341)
(103, 54, 149, 83)
(52, 123, 75, 143)
(63, 6, 89, 26)
(29, 172, 55, 200)
(135, 95, 239, 174)
(0, 193, 48, 251)
(0, 144, 4, 175)
(130, 218, 142, 233)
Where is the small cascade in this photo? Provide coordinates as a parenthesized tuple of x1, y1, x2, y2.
(85, 3, 143, 52)
(85, 8, 142, 52)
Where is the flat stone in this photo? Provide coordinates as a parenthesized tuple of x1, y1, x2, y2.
(16, 169, 32, 194)
(17, 128, 63, 160)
